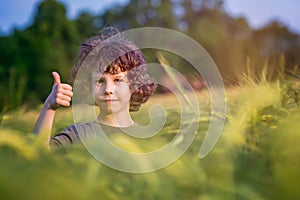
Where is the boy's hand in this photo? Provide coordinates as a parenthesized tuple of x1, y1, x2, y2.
(45, 71, 73, 110)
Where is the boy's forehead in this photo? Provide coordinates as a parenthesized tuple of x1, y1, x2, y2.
(91, 71, 128, 78)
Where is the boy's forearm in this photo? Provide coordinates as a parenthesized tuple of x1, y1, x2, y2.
(33, 103, 56, 143)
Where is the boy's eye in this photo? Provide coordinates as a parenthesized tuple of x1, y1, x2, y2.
(98, 79, 104, 83)
(114, 78, 123, 82)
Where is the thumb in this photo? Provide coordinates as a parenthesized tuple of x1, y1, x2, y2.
(52, 71, 61, 85)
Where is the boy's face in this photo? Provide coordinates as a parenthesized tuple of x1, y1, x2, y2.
(94, 72, 132, 114)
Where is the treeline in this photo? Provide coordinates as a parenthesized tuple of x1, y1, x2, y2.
(0, 0, 300, 112)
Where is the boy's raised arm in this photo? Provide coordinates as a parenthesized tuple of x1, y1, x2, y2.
(33, 72, 73, 144)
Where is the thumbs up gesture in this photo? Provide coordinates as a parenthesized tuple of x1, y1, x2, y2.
(45, 71, 73, 110)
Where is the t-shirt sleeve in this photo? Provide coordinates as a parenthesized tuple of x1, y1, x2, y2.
(50, 125, 80, 150)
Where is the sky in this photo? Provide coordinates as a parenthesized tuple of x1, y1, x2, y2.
(0, 0, 300, 35)
(224, 0, 300, 34)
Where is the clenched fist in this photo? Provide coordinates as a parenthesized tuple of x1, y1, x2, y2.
(45, 71, 73, 110)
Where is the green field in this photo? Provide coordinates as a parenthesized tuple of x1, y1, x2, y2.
(0, 78, 300, 200)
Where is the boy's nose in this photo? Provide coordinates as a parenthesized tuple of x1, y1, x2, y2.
(105, 90, 113, 95)
(104, 82, 115, 95)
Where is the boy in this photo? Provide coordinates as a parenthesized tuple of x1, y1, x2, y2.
(33, 27, 157, 149)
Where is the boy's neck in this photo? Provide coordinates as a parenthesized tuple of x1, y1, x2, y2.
(97, 112, 134, 127)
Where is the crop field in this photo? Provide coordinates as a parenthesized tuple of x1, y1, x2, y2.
(0, 77, 300, 200)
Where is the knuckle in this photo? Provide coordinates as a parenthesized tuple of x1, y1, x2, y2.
(55, 97, 60, 104)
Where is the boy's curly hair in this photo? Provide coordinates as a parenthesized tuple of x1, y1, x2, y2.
(70, 27, 157, 111)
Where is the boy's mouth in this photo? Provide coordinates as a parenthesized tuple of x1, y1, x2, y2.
(100, 99, 118, 102)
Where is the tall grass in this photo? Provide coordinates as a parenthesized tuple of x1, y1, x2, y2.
(0, 65, 300, 199)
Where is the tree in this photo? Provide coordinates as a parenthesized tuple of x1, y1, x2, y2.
(252, 21, 300, 70)
(75, 12, 98, 39)
(0, 0, 80, 109)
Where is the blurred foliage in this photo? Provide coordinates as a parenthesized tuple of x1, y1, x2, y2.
(0, 0, 300, 112)
(0, 79, 300, 199)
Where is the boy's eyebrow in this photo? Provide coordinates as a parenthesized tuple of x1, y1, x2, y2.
(91, 74, 102, 80)
(91, 74, 128, 81)
(113, 74, 127, 78)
